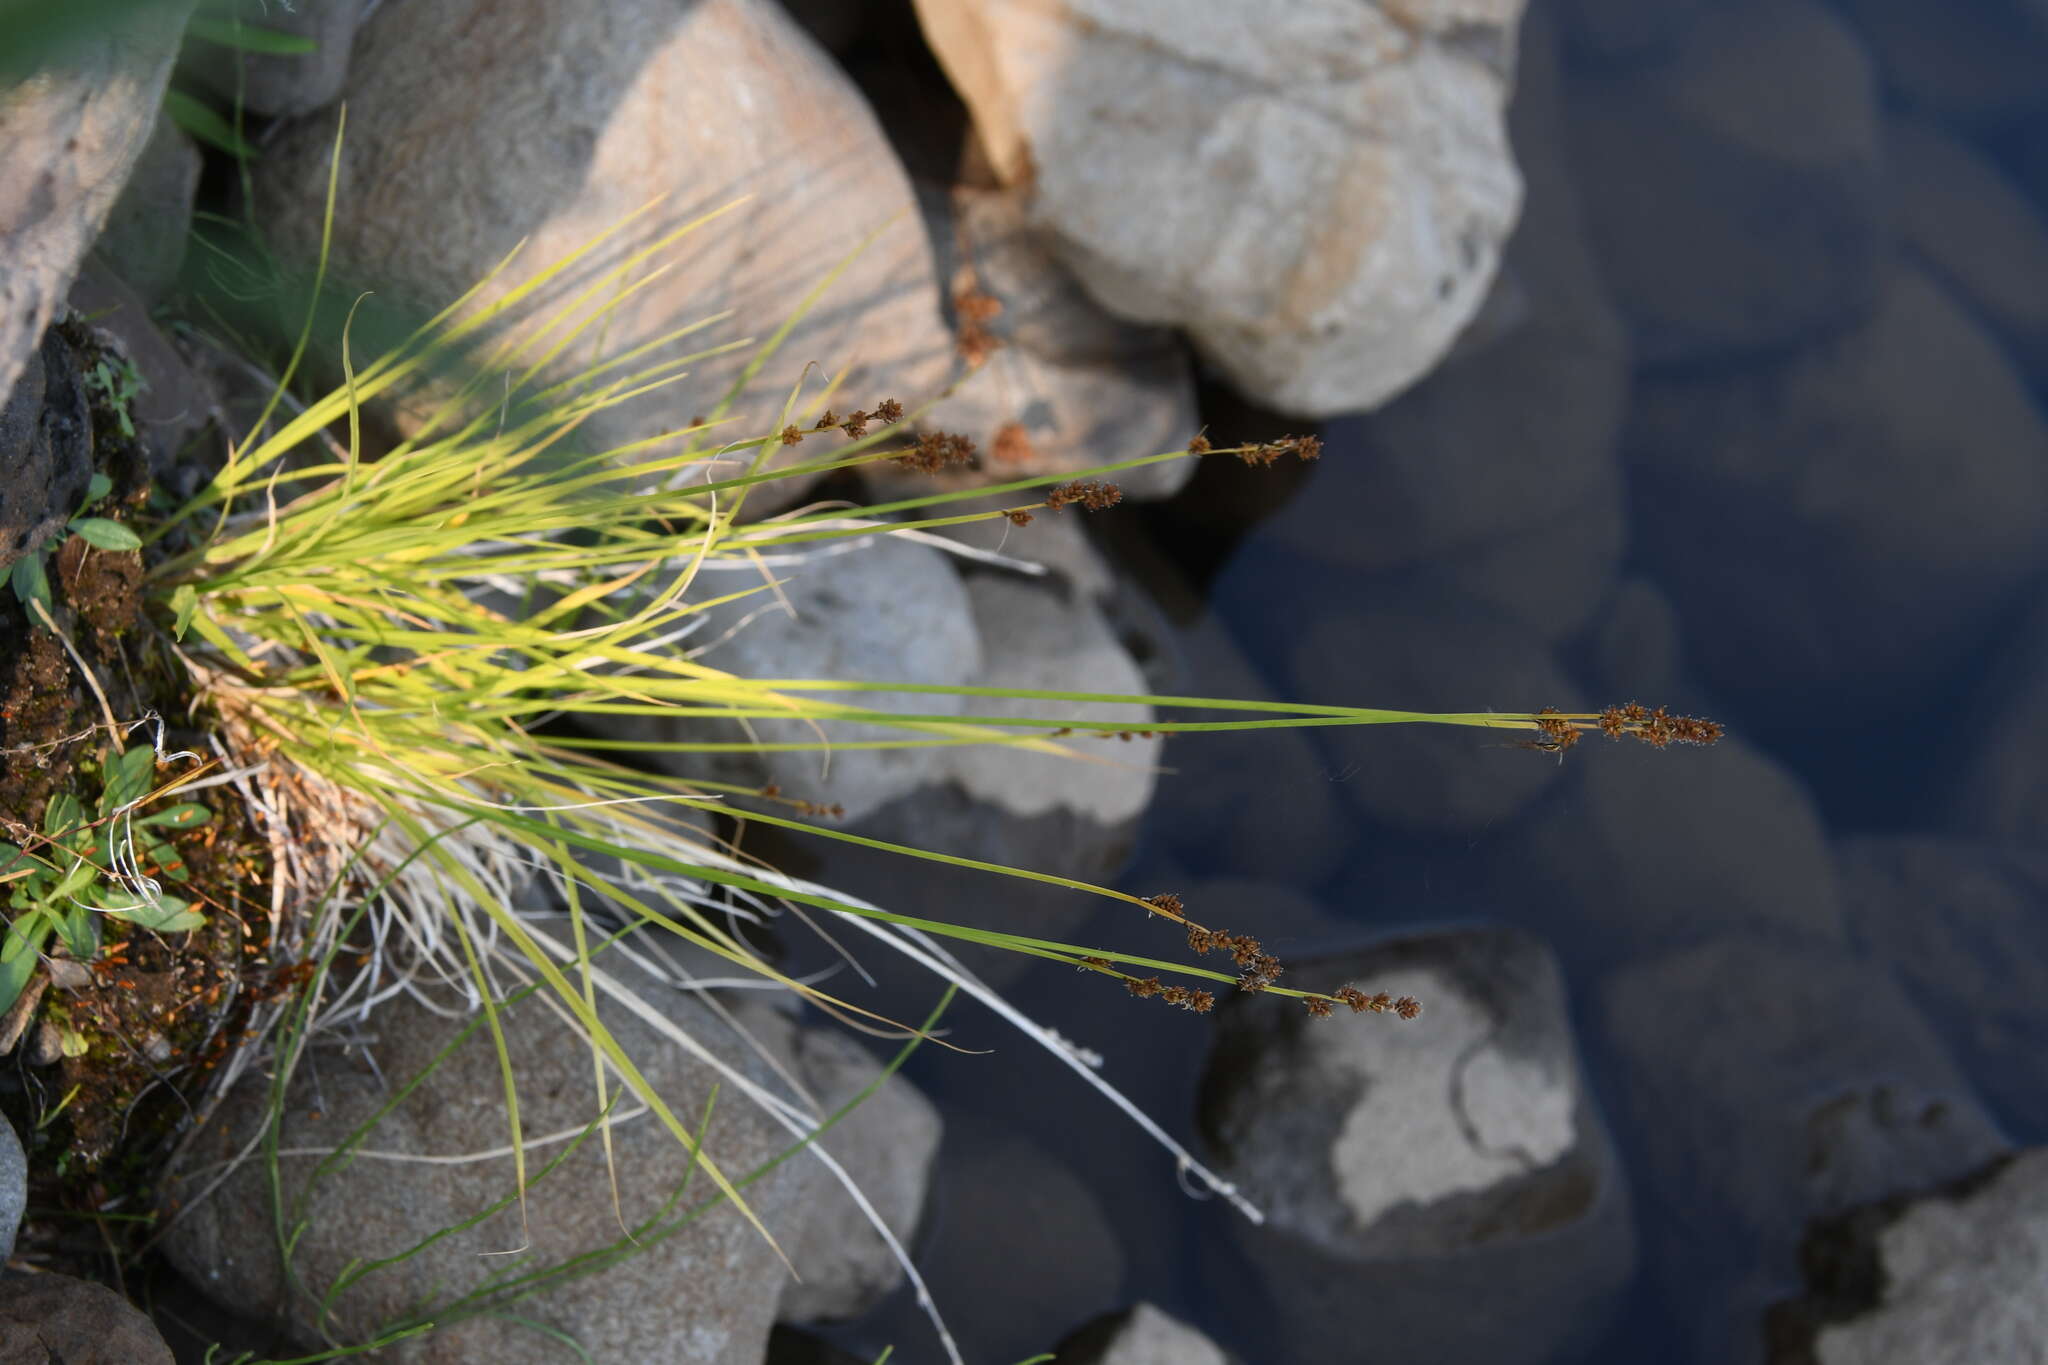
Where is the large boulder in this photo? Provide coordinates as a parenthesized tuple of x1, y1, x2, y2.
(0, 2, 194, 407)
(1198, 927, 1635, 1365)
(88, 108, 199, 307)
(1938, 588, 2048, 858)
(1624, 266, 2048, 726)
(1835, 0, 2048, 127)
(911, 0, 1525, 416)
(250, 0, 956, 511)
(1478, 735, 1846, 976)
(161, 938, 829, 1363)
(0, 329, 93, 573)
(1566, 0, 1885, 363)
(185, 0, 371, 119)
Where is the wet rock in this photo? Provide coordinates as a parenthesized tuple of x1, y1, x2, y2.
(0, 1272, 174, 1364)
(583, 535, 982, 825)
(1625, 267, 2048, 726)
(772, 1021, 943, 1324)
(0, 330, 93, 574)
(873, 1119, 1126, 1365)
(88, 108, 199, 306)
(1839, 836, 2048, 1135)
(1567, 0, 1884, 363)
(1603, 940, 2010, 1365)
(1485, 735, 1845, 975)
(1120, 557, 1352, 890)
(912, 0, 1524, 416)
(252, 0, 955, 514)
(1941, 589, 2048, 852)
(1554, 0, 1710, 62)
(865, 173, 1198, 505)
(1055, 1302, 1236, 1365)
(186, 0, 371, 118)
(1836, 0, 2048, 127)
(161, 936, 827, 1363)
(1284, 599, 1584, 835)
(0, 1118, 21, 1266)
(1891, 114, 2048, 381)
(1210, 10, 1625, 643)
(0, 1, 194, 406)
(1766, 1149, 2048, 1365)
(1200, 927, 1633, 1365)
(1579, 576, 1687, 706)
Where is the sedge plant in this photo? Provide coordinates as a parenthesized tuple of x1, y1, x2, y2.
(92, 131, 1722, 1358)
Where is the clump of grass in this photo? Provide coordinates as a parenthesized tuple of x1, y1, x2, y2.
(23, 124, 1722, 1358)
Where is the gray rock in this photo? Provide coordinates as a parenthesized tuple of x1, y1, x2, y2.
(88, 108, 198, 306)
(1891, 113, 2048, 381)
(0, 1117, 22, 1266)
(251, 0, 956, 515)
(0, 329, 93, 574)
(1767, 1149, 2048, 1365)
(582, 534, 983, 825)
(161, 941, 828, 1363)
(1625, 266, 2048, 725)
(1836, 0, 2048, 127)
(1056, 1302, 1235, 1365)
(1483, 735, 1846, 974)
(1840, 836, 2048, 1134)
(1941, 589, 2048, 852)
(1284, 600, 1585, 835)
(1567, 0, 1885, 363)
(912, 0, 1524, 417)
(0, 1, 195, 407)
(864, 173, 1198, 505)
(772, 1021, 942, 1324)
(0, 1272, 174, 1364)
(186, 0, 372, 118)
(1603, 940, 2011, 1365)
(927, 571, 1158, 829)
(1198, 926, 1635, 1365)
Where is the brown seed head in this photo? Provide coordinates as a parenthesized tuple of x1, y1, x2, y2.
(1304, 997, 1335, 1019)
(779, 425, 804, 446)
(1394, 996, 1422, 1020)
(1187, 434, 1211, 455)
(874, 398, 905, 425)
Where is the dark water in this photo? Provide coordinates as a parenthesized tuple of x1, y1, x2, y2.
(813, 1, 2048, 1362)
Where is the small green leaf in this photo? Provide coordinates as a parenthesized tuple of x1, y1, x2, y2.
(103, 745, 157, 812)
(0, 843, 22, 878)
(50, 857, 99, 903)
(0, 922, 42, 1017)
(10, 553, 50, 616)
(57, 1027, 89, 1060)
(137, 802, 210, 831)
(57, 904, 97, 958)
(42, 794, 82, 840)
(102, 893, 204, 934)
(85, 473, 112, 505)
(170, 583, 199, 640)
(65, 517, 142, 552)
(185, 15, 319, 54)
(164, 89, 256, 159)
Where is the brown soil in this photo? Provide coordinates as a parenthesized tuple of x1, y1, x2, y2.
(1, 320, 273, 1243)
